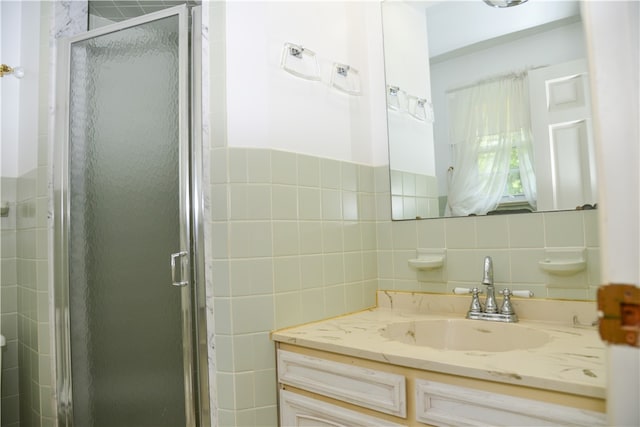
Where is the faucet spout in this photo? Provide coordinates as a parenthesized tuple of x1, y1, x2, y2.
(482, 256, 493, 286)
(482, 256, 498, 314)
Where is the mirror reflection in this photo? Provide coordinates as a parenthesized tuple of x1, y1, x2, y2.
(382, 0, 598, 220)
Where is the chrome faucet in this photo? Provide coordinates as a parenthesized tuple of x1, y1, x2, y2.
(481, 256, 498, 314)
(463, 256, 532, 323)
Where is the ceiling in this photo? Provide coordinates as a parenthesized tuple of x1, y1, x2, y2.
(88, 0, 201, 22)
(425, 0, 581, 59)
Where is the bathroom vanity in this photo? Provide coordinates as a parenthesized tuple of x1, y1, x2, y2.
(271, 291, 606, 426)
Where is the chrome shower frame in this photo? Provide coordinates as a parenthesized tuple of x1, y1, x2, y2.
(52, 5, 210, 426)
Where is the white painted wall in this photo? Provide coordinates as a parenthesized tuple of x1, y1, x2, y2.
(224, 1, 388, 166)
(1, 1, 21, 178)
(430, 21, 586, 196)
(17, 0, 41, 176)
(382, 1, 436, 176)
(0, 1, 41, 178)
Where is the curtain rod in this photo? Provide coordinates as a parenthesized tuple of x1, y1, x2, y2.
(446, 65, 547, 95)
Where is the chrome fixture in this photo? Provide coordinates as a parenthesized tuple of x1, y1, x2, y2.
(386, 85, 408, 112)
(481, 255, 498, 313)
(280, 42, 321, 81)
(331, 62, 362, 95)
(0, 64, 24, 79)
(388, 85, 400, 97)
(288, 44, 304, 58)
(461, 256, 533, 323)
(335, 64, 350, 77)
(483, 0, 528, 8)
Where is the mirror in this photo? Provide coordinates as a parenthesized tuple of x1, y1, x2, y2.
(382, 0, 597, 220)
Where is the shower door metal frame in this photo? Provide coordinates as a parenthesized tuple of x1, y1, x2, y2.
(52, 5, 210, 426)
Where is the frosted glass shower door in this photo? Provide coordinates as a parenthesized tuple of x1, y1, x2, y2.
(55, 6, 196, 427)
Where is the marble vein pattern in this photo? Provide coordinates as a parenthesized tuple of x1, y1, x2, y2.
(200, 5, 217, 425)
(53, 1, 88, 39)
(272, 291, 605, 399)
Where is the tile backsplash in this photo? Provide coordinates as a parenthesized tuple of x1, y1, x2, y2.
(10, 154, 601, 427)
(209, 147, 380, 425)
(376, 164, 600, 300)
(389, 169, 439, 219)
(208, 147, 599, 425)
(210, 147, 380, 328)
(379, 209, 600, 300)
(1, 176, 20, 427)
(2, 168, 54, 427)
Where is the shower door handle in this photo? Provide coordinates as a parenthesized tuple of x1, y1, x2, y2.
(171, 251, 189, 287)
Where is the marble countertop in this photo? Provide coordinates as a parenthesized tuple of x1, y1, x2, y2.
(272, 291, 605, 399)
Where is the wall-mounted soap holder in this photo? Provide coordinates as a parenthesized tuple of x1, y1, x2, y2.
(538, 247, 586, 276)
(408, 248, 446, 270)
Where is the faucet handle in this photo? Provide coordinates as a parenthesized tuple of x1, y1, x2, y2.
(454, 287, 483, 313)
(499, 289, 533, 298)
(453, 287, 482, 295)
(468, 288, 483, 314)
(511, 290, 534, 298)
(499, 289, 515, 315)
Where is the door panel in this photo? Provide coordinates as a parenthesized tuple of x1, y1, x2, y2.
(529, 59, 597, 211)
(59, 6, 193, 426)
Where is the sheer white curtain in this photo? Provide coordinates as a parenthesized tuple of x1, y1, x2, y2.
(518, 125, 537, 210)
(445, 73, 536, 216)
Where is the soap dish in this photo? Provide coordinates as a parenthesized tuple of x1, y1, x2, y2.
(538, 248, 586, 276)
(408, 248, 446, 270)
(538, 259, 586, 275)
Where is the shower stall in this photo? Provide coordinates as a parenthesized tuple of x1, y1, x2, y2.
(53, 5, 209, 426)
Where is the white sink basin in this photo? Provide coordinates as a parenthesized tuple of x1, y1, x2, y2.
(381, 319, 551, 352)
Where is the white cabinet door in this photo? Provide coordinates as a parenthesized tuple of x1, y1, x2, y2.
(277, 349, 406, 418)
(529, 59, 597, 211)
(280, 390, 406, 427)
(415, 379, 606, 427)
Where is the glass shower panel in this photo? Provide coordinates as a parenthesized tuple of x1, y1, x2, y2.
(68, 15, 185, 426)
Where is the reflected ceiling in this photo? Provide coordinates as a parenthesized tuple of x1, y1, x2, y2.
(88, 0, 201, 22)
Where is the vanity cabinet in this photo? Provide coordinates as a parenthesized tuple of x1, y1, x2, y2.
(276, 343, 606, 427)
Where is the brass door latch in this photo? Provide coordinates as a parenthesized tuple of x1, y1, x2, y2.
(597, 284, 640, 347)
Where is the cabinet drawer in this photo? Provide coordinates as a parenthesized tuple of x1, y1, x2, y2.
(280, 390, 407, 427)
(277, 349, 406, 418)
(415, 379, 606, 426)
